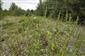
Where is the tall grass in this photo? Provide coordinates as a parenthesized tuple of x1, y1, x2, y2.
(0, 16, 84, 56)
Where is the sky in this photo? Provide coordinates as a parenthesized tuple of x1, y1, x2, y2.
(2, 0, 39, 10)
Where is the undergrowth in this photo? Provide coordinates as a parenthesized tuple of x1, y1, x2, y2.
(0, 16, 85, 56)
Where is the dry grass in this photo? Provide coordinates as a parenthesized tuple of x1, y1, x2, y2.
(0, 16, 85, 56)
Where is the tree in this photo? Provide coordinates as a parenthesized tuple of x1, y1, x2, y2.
(36, 0, 85, 21)
(25, 9, 31, 16)
(0, 0, 3, 19)
(9, 3, 18, 11)
(9, 3, 18, 15)
(36, 0, 44, 16)
(9, 3, 26, 16)
(0, 0, 2, 11)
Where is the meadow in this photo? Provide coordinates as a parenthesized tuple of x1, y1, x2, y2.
(0, 16, 85, 56)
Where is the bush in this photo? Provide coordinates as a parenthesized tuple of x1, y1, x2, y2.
(0, 11, 4, 20)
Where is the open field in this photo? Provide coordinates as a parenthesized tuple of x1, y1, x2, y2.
(0, 16, 85, 56)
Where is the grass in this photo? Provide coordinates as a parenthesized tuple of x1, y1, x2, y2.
(0, 16, 85, 56)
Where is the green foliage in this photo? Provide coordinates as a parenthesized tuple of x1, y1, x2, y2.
(0, 11, 4, 19)
(9, 3, 18, 11)
(36, 0, 85, 21)
(26, 9, 31, 16)
(0, 0, 3, 19)
(9, 3, 26, 16)
(0, 0, 2, 11)
(0, 2, 33, 18)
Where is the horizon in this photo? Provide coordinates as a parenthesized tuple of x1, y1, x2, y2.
(2, 0, 39, 10)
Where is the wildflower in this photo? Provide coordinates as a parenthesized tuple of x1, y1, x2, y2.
(46, 31, 52, 36)
(51, 43, 56, 51)
(33, 17, 37, 19)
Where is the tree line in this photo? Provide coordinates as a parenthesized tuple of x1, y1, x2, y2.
(0, 0, 85, 24)
(0, 0, 34, 19)
(36, 0, 85, 24)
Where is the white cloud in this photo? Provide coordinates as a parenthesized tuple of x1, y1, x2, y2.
(2, 0, 39, 10)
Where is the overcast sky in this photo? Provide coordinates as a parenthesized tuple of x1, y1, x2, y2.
(2, 0, 39, 10)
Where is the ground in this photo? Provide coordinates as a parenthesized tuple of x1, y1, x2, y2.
(0, 16, 85, 56)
